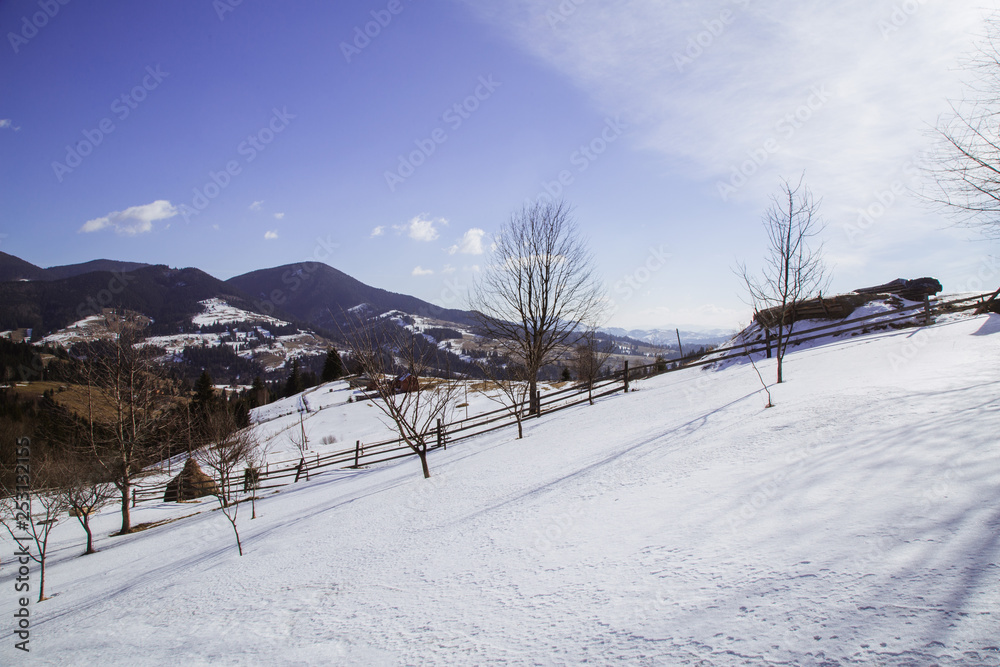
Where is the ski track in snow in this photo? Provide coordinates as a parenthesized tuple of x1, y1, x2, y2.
(2, 315, 999, 665)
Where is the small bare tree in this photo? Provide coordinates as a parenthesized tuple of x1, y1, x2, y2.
(0, 447, 68, 602)
(196, 410, 260, 556)
(288, 411, 310, 481)
(573, 330, 615, 405)
(60, 457, 117, 555)
(342, 316, 458, 478)
(737, 177, 827, 384)
(477, 353, 532, 439)
(471, 200, 605, 415)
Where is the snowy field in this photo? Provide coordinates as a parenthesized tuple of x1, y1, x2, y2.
(2, 313, 999, 665)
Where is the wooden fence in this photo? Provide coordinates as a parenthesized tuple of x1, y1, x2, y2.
(131, 291, 994, 505)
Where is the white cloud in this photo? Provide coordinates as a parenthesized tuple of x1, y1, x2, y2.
(249, 200, 264, 211)
(0, 119, 18, 131)
(448, 228, 486, 255)
(79, 200, 176, 235)
(459, 0, 999, 274)
(371, 225, 386, 237)
(411, 266, 435, 276)
(264, 230, 279, 240)
(441, 264, 457, 274)
(274, 212, 285, 220)
(395, 214, 446, 241)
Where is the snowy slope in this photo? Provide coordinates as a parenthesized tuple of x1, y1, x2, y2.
(2, 314, 999, 665)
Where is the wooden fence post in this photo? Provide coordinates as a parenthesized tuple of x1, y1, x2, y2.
(294, 457, 305, 483)
(132, 488, 136, 507)
(765, 329, 772, 359)
(535, 390, 542, 417)
(437, 418, 445, 449)
(623, 361, 630, 394)
(354, 440, 360, 468)
(924, 296, 932, 325)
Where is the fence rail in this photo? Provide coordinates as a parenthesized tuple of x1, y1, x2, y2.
(132, 291, 994, 504)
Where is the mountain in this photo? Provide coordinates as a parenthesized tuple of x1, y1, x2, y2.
(226, 262, 477, 331)
(44, 259, 150, 280)
(0, 264, 261, 335)
(0, 251, 150, 282)
(0, 251, 48, 282)
(602, 327, 735, 349)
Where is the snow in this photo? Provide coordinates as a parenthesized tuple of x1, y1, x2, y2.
(190, 298, 289, 327)
(3, 313, 999, 665)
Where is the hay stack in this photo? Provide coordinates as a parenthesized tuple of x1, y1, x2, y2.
(164, 458, 218, 502)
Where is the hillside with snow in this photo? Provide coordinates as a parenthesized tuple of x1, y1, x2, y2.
(2, 313, 998, 665)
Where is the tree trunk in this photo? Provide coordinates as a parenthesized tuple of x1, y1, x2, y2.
(119, 480, 132, 534)
(227, 516, 243, 556)
(515, 414, 523, 439)
(528, 377, 538, 414)
(38, 553, 46, 602)
(83, 515, 95, 555)
(417, 446, 431, 479)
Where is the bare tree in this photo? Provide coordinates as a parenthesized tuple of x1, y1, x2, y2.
(60, 457, 117, 555)
(573, 330, 615, 405)
(0, 446, 68, 602)
(471, 200, 605, 414)
(737, 177, 827, 384)
(477, 353, 532, 439)
(288, 411, 310, 481)
(929, 13, 1000, 237)
(80, 316, 175, 534)
(342, 316, 458, 478)
(195, 409, 260, 556)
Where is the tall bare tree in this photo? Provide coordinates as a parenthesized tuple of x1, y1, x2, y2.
(737, 177, 827, 384)
(471, 200, 605, 414)
(342, 317, 458, 478)
(81, 315, 175, 534)
(929, 13, 1000, 237)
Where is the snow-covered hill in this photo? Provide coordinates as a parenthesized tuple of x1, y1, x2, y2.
(3, 313, 999, 665)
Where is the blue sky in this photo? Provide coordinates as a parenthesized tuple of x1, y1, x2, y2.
(2, 1, 999, 330)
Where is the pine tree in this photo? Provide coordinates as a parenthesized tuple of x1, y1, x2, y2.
(322, 348, 344, 382)
(192, 370, 216, 417)
(285, 359, 304, 397)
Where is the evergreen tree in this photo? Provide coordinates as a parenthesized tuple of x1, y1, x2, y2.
(192, 370, 216, 417)
(322, 348, 344, 382)
(285, 359, 304, 397)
